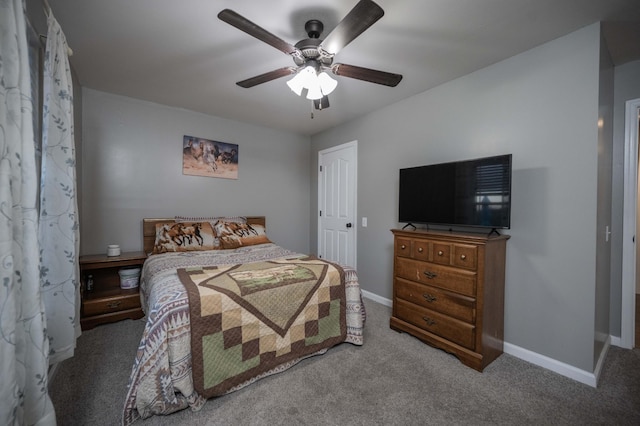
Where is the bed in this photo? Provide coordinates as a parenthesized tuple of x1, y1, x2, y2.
(122, 216, 366, 425)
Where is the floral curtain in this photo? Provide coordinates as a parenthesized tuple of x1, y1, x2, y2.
(39, 9, 80, 365)
(0, 0, 56, 424)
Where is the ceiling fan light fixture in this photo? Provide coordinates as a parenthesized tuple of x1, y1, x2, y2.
(287, 65, 316, 96)
(305, 78, 323, 100)
(286, 73, 305, 96)
(317, 72, 337, 96)
(299, 65, 318, 86)
(287, 64, 337, 101)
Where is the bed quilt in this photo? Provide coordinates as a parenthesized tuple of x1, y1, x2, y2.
(180, 256, 346, 398)
(122, 244, 365, 425)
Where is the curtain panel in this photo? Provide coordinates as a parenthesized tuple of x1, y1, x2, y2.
(0, 0, 56, 424)
(39, 10, 81, 366)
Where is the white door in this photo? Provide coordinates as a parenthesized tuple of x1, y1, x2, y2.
(622, 98, 640, 349)
(318, 141, 357, 268)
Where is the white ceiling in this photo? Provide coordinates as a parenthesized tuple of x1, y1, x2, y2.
(49, 0, 640, 136)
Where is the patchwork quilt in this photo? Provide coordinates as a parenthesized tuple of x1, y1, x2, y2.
(122, 244, 365, 425)
(180, 257, 346, 398)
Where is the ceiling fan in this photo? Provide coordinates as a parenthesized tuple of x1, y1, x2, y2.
(218, 0, 403, 110)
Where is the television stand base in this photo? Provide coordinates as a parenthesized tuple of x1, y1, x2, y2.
(402, 223, 417, 231)
(488, 228, 501, 237)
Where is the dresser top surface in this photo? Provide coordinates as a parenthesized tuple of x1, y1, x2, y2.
(391, 228, 510, 243)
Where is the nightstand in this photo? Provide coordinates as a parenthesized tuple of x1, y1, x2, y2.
(79, 251, 146, 330)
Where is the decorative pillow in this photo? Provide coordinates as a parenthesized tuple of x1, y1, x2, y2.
(152, 222, 219, 254)
(175, 215, 247, 224)
(213, 220, 271, 249)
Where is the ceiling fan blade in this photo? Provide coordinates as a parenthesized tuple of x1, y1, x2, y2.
(331, 63, 402, 87)
(218, 9, 299, 56)
(236, 67, 297, 88)
(319, 0, 384, 55)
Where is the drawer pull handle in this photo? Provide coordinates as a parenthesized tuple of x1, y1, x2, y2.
(422, 316, 437, 326)
(107, 301, 122, 309)
(438, 250, 444, 256)
(460, 254, 466, 260)
(401, 244, 406, 250)
(418, 247, 423, 253)
(422, 293, 437, 302)
(423, 271, 437, 279)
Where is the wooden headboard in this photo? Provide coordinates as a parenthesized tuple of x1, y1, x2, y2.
(143, 216, 266, 254)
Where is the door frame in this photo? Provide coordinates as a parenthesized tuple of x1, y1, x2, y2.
(317, 140, 358, 269)
(621, 98, 640, 349)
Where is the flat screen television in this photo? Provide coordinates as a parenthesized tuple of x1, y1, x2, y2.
(399, 154, 512, 229)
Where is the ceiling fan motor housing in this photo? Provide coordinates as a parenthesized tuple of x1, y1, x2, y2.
(293, 20, 334, 68)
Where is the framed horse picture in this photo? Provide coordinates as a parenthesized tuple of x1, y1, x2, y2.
(182, 135, 238, 179)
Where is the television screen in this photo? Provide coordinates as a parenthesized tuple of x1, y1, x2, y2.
(399, 154, 512, 229)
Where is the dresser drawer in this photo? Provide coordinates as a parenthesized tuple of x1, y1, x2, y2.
(396, 237, 429, 261)
(395, 237, 412, 258)
(412, 239, 429, 261)
(432, 242, 451, 265)
(395, 299, 476, 350)
(452, 244, 477, 270)
(395, 257, 476, 297)
(394, 277, 475, 323)
(83, 293, 141, 317)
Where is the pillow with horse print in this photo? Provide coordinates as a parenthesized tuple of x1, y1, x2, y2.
(213, 220, 271, 249)
(152, 222, 220, 254)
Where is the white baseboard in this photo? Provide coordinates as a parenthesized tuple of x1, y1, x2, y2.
(361, 290, 392, 307)
(592, 336, 610, 386)
(610, 334, 622, 347)
(362, 289, 610, 388)
(503, 342, 598, 387)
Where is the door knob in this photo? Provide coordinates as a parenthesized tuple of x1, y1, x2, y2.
(346, 223, 352, 228)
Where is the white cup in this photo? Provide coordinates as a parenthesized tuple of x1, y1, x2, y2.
(107, 244, 121, 257)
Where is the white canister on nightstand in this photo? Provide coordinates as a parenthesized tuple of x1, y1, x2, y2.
(119, 267, 140, 289)
(107, 244, 121, 257)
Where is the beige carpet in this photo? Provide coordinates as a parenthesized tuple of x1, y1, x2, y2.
(50, 299, 640, 425)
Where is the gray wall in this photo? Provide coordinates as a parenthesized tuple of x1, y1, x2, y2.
(80, 89, 311, 255)
(310, 24, 602, 371)
(610, 59, 640, 336)
(594, 30, 614, 368)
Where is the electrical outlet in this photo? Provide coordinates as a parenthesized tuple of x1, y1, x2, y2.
(362, 217, 367, 227)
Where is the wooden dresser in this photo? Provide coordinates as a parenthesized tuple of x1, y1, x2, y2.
(390, 228, 509, 371)
(79, 251, 146, 330)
